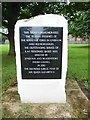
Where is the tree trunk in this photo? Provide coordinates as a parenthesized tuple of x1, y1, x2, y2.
(75, 37, 77, 41)
(6, 3, 20, 56)
(8, 23, 15, 56)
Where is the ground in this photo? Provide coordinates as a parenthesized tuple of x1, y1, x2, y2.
(2, 79, 89, 118)
(1, 44, 90, 118)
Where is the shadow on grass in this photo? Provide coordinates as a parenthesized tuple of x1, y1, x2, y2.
(71, 45, 90, 49)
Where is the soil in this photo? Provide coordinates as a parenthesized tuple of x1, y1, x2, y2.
(77, 80, 90, 100)
(2, 79, 89, 118)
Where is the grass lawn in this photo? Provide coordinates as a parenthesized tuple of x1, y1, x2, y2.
(67, 44, 88, 80)
(1, 44, 16, 91)
(1, 44, 89, 91)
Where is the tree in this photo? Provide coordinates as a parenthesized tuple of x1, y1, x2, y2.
(2, 2, 21, 56)
(68, 3, 90, 39)
(2, 2, 47, 56)
(2, 2, 90, 56)
(68, 11, 89, 39)
(2, 2, 68, 56)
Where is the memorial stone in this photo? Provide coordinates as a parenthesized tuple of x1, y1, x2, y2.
(15, 14, 68, 103)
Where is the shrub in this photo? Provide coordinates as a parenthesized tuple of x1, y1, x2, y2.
(0, 34, 8, 44)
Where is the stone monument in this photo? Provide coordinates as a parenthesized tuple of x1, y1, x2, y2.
(14, 14, 68, 103)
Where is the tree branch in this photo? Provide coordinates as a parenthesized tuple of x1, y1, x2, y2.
(0, 32, 8, 37)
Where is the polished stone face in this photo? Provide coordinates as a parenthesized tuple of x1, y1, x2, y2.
(20, 27, 63, 79)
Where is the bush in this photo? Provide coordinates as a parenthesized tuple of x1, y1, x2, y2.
(0, 34, 8, 44)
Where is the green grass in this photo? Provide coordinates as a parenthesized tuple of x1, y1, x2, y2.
(67, 44, 88, 80)
(1, 44, 16, 91)
(1, 44, 89, 91)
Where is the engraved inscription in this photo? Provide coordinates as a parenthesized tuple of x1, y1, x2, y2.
(20, 27, 63, 79)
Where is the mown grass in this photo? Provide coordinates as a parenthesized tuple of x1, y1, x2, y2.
(67, 44, 89, 90)
(1, 44, 16, 91)
(1, 43, 89, 91)
(67, 44, 88, 80)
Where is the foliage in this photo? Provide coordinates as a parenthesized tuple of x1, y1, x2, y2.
(2, 2, 90, 36)
(68, 10, 90, 39)
(2, 35, 8, 42)
(0, 34, 8, 43)
(0, 34, 1, 42)
(2, 2, 90, 55)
